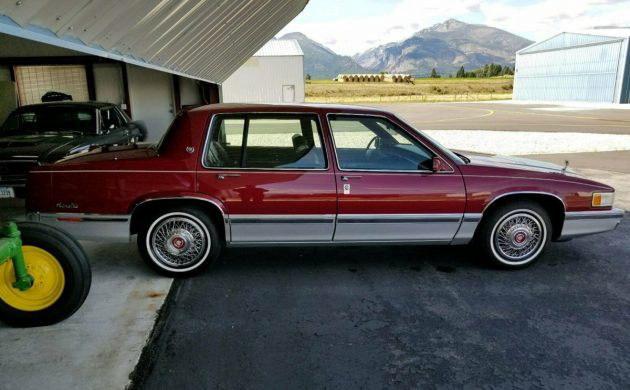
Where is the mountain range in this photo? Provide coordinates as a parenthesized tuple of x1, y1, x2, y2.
(280, 19, 533, 78)
(280, 32, 369, 79)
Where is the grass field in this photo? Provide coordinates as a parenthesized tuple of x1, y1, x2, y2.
(305, 77, 513, 103)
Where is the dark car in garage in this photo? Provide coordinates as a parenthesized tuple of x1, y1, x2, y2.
(0, 102, 145, 197)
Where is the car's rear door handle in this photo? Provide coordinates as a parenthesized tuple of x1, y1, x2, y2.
(341, 175, 362, 181)
(217, 173, 241, 180)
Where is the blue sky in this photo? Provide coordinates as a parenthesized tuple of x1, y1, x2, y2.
(278, 0, 630, 55)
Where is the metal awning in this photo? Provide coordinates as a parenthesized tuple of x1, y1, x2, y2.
(0, 0, 309, 84)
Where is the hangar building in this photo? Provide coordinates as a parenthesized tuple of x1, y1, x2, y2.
(513, 29, 630, 104)
(222, 39, 305, 103)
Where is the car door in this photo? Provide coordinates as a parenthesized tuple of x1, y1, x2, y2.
(197, 112, 337, 243)
(327, 114, 466, 242)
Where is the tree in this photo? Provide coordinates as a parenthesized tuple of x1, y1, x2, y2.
(481, 64, 489, 78)
(456, 66, 465, 78)
(305, 74, 311, 81)
(488, 63, 502, 77)
(430, 68, 440, 78)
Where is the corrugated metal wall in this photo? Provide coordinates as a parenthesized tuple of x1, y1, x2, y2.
(514, 34, 628, 103)
(221, 56, 305, 103)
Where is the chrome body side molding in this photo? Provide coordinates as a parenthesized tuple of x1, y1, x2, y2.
(559, 208, 625, 240)
(27, 212, 131, 242)
(227, 239, 452, 248)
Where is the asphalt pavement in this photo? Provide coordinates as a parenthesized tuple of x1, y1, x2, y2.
(133, 216, 629, 390)
(371, 102, 630, 134)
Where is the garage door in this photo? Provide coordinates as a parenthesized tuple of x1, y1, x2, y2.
(15, 65, 89, 105)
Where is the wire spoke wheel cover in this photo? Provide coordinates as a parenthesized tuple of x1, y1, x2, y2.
(491, 210, 547, 265)
(148, 214, 210, 270)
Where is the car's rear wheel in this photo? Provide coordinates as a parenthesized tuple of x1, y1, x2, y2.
(477, 200, 551, 269)
(138, 208, 222, 277)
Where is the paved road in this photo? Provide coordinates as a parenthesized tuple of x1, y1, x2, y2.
(370, 102, 630, 134)
(134, 217, 629, 390)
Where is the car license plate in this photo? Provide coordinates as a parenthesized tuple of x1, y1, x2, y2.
(0, 187, 15, 199)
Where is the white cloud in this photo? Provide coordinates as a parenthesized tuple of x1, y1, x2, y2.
(278, 0, 630, 55)
(279, 0, 479, 55)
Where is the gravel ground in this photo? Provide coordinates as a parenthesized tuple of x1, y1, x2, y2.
(425, 130, 630, 155)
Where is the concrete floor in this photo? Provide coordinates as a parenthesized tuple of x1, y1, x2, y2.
(135, 217, 630, 390)
(0, 199, 172, 390)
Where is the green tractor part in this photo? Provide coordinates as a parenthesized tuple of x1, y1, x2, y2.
(0, 221, 34, 291)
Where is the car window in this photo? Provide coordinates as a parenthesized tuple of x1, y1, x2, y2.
(0, 112, 23, 132)
(114, 107, 129, 124)
(100, 107, 122, 130)
(329, 115, 434, 171)
(1, 106, 96, 134)
(205, 115, 326, 169)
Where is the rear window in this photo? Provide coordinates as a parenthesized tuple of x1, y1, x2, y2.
(205, 114, 326, 170)
(0, 106, 96, 134)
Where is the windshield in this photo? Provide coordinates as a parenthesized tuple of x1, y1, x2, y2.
(0, 106, 96, 135)
(397, 117, 465, 165)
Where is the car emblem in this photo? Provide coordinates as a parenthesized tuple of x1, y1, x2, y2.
(56, 202, 79, 209)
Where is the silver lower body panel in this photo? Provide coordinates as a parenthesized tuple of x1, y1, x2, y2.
(229, 214, 336, 242)
(334, 214, 463, 242)
(559, 208, 624, 240)
(450, 213, 482, 245)
(26, 212, 131, 242)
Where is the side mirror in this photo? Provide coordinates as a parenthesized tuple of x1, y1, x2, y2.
(432, 157, 452, 173)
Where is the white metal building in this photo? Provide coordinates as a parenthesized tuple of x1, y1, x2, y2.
(0, 1, 309, 140)
(221, 40, 305, 103)
(514, 29, 630, 103)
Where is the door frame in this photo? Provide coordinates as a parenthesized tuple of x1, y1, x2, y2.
(323, 111, 466, 243)
(197, 110, 339, 243)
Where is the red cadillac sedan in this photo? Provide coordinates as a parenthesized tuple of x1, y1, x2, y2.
(25, 104, 624, 276)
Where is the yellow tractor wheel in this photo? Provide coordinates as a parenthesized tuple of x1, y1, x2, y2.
(0, 222, 91, 327)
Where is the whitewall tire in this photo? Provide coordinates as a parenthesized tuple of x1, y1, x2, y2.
(138, 208, 222, 277)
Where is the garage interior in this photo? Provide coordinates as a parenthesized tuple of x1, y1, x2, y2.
(0, 0, 309, 140)
(0, 33, 220, 141)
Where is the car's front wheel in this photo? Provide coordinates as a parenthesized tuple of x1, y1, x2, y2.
(477, 200, 551, 269)
(138, 208, 222, 277)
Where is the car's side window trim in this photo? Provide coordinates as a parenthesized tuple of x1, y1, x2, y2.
(240, 117, 250, 168)
(201, 112, 329, 171)
(325, 112, 454, 174)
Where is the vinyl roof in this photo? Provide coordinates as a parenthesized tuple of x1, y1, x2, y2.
(0, 0, 309, 84)
(254, 40, 303, 57)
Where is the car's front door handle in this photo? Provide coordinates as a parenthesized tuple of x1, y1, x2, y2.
(341, 175, 362, 181)
(217, 173, 241, 180)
